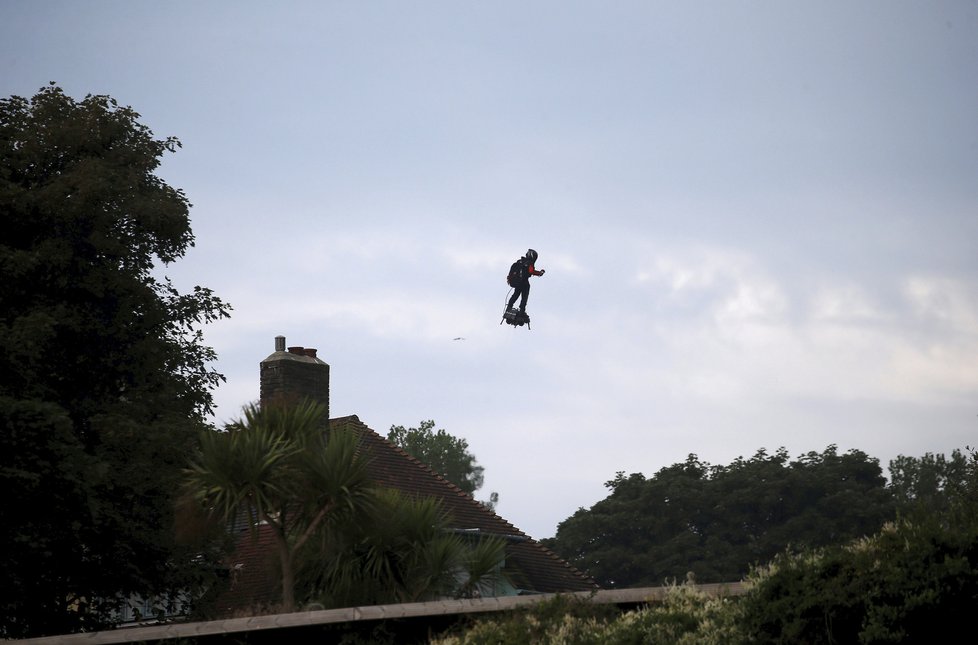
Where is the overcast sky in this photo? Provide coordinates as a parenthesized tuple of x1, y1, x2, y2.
(3, 1, 977, 539)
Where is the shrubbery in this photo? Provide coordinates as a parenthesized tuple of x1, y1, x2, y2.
(741, 514, 978, 643)
(436, 505, 978, 644)
(433, 587, 742, 645)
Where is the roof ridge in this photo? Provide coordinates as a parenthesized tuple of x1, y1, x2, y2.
(332, 415, 527, 536)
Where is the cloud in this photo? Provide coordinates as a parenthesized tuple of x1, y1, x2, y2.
(904, 276, 978, 334)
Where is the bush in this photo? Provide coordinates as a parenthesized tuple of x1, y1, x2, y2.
(433, 585, 744, 645)
(741, 516, 978, 643)
(599, 585, 744, 645)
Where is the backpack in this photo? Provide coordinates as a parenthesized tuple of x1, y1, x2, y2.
(507, 259, 526, 286)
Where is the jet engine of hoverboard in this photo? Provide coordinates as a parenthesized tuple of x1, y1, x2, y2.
(503, 309, 530, 327)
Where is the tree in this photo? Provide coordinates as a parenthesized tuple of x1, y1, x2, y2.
(543, 446, 894, 588)
(0, 84, 229, 637)
(184, 399, 375, 613)
(741, 454, 978, 645)
(388, 420, 498, 509)
(888, 448, 977, 523)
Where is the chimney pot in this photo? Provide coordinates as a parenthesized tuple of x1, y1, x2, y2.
(275, 335, 286, 352)
(288, 346, 304, 355)
(303, 348, 317, 358)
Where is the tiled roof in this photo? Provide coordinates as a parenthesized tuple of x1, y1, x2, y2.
(215, 526, 280, 616)
(216, 415, 597, 614)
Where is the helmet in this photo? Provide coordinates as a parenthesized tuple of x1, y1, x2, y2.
(525, 249, 538, 263)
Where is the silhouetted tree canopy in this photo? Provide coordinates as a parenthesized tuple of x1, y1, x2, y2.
(543, 446, 894, 587)
(0, 84, 229, 637)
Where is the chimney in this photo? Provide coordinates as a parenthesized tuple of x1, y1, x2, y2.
(259, 335, 329, 422)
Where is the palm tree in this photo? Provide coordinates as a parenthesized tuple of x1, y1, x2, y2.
(184, 399, 374, 612)
(296, 488, 508, 608)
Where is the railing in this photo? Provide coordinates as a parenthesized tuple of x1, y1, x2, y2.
(20, 583, 747, 644)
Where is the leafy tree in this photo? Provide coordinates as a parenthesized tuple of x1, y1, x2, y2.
(544, 446, 894, 588)
(388, 420, 498, 508)
(741, 447, 978, 643)
(888, 448, 976, 522)
(296, 488, 507, 609)
(0, 84, 229, 637)
(184, 399, 375, 613)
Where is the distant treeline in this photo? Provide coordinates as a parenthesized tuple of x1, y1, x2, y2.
(542, 445, 977, 587)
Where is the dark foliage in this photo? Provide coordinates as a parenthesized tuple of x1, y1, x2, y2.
(741, 450, 978, 643)
(0, 84, 230, 637)
(543, 446, 895, 588)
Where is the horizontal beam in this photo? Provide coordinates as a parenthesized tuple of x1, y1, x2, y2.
(20, 583, 746, 644)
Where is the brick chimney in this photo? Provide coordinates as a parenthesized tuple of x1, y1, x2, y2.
(259, 335, 329, 422)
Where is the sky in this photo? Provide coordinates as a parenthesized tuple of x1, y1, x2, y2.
(3, 1, 977, 540)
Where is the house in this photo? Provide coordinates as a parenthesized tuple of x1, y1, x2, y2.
(215, 336, 597, 614)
